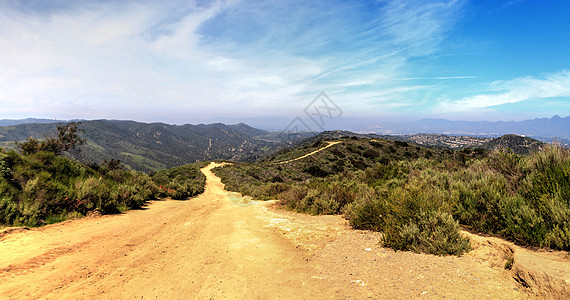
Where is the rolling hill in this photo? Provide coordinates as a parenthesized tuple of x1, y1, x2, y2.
(0, 120, 311, 172)
(0, 119, 548, 172)
(484, 134, 544, 154)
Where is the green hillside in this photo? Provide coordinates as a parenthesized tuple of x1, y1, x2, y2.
(484, 134, 544, 154)
(0, 120, 304, 172)
(214, 133, 570, 255)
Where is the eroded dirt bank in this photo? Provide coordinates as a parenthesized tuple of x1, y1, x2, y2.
(0, 162, 568, 299)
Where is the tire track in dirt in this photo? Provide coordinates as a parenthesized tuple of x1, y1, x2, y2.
(0, 246, 75, 277)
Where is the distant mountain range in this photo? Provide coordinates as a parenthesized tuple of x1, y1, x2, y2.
(179, 115, 570, 141)
(367, 115, 570, 141)
(0, 118, 58, 126)
(0, 117, 555, 171)
(0, 120, 310, 172)
(3, 115, 568, 139)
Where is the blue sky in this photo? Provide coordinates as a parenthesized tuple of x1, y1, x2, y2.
(0, 0, 569, 125)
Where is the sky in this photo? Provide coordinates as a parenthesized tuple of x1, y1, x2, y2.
(0, 0, 569, 127)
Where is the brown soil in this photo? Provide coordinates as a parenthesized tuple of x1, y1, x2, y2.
(0, 162, 568, 299)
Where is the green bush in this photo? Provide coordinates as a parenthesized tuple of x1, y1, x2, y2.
(349, 183, 470, 256)
(215, 137, 570, 253)
(518, 145, 570, 249)
(385, 210, 471, 256)
(500, 195, 547, 246)
(278, 174, 374, 215)
(452, 172, 512, 234)
(260, 182, 290, 199)
(297, 187, 340, 214)
(279, 185, 308, 208)
(0, 149, 163, 226)
(151, 162, 207, 200)
(347, 197, 386, 232)
(0, 152, 12, 179)
(364, 161, 409, 188)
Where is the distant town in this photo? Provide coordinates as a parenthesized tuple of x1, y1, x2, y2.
(403, 134, 492, 149)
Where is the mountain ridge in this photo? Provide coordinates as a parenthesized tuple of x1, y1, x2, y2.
(0, 119, 555, 172)
(3, 115, 569, 140)
(370, 115, 570, 140)
(0, 120, 293, 172)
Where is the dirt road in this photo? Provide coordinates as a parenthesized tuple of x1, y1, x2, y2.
(0, 162, 568, 299)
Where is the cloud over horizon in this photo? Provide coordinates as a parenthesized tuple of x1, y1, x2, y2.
(0, 0, 568, 124)
(437, 70, 570, 113)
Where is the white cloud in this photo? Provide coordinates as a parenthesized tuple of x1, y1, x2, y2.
(437, 70, 570, 112)
(0, 0, 468, 121)
(0, 1, 230, 117)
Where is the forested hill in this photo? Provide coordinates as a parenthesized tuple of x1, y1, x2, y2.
(484, 134, 544, 154)
(0, 120, 548, 172)
(292, 130, 545, 154)
(0, 120, 292, 172)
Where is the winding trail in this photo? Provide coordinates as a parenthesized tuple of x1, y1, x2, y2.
(272, 141, 341, 165)
(0, 162, 567, 299)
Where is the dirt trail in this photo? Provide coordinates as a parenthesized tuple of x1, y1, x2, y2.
(0, 162, 568, 299)
(273, 141, 341, 165)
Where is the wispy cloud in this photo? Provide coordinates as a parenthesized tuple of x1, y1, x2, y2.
(0, 0, 468, 122)
(398, 76, 479, 80)
(0, 1, 232, 118)
(436, 70, 570, 112)
(379, 0, 465, 56)
(489, 0, 524, 14)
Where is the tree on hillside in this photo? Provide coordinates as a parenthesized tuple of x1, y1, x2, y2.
(17, 122, 86, 156)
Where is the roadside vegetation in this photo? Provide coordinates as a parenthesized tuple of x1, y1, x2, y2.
(0, 122, 206, 227)
(150, 162, 209, 200)
(214, 136, 570, 255)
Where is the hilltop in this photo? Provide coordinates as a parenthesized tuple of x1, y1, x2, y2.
(289, 130, 543, 154)
(484, 134, 544, 154)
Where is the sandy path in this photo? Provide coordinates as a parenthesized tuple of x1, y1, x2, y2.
(0, 162, 567, 299)
(0, 163, 326, 299)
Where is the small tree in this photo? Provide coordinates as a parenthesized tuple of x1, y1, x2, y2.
(17, 122, 86, 156)
(50, 122, 86, 155)
(18, 136, 41, 155)
(104, 158, 123, 170)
